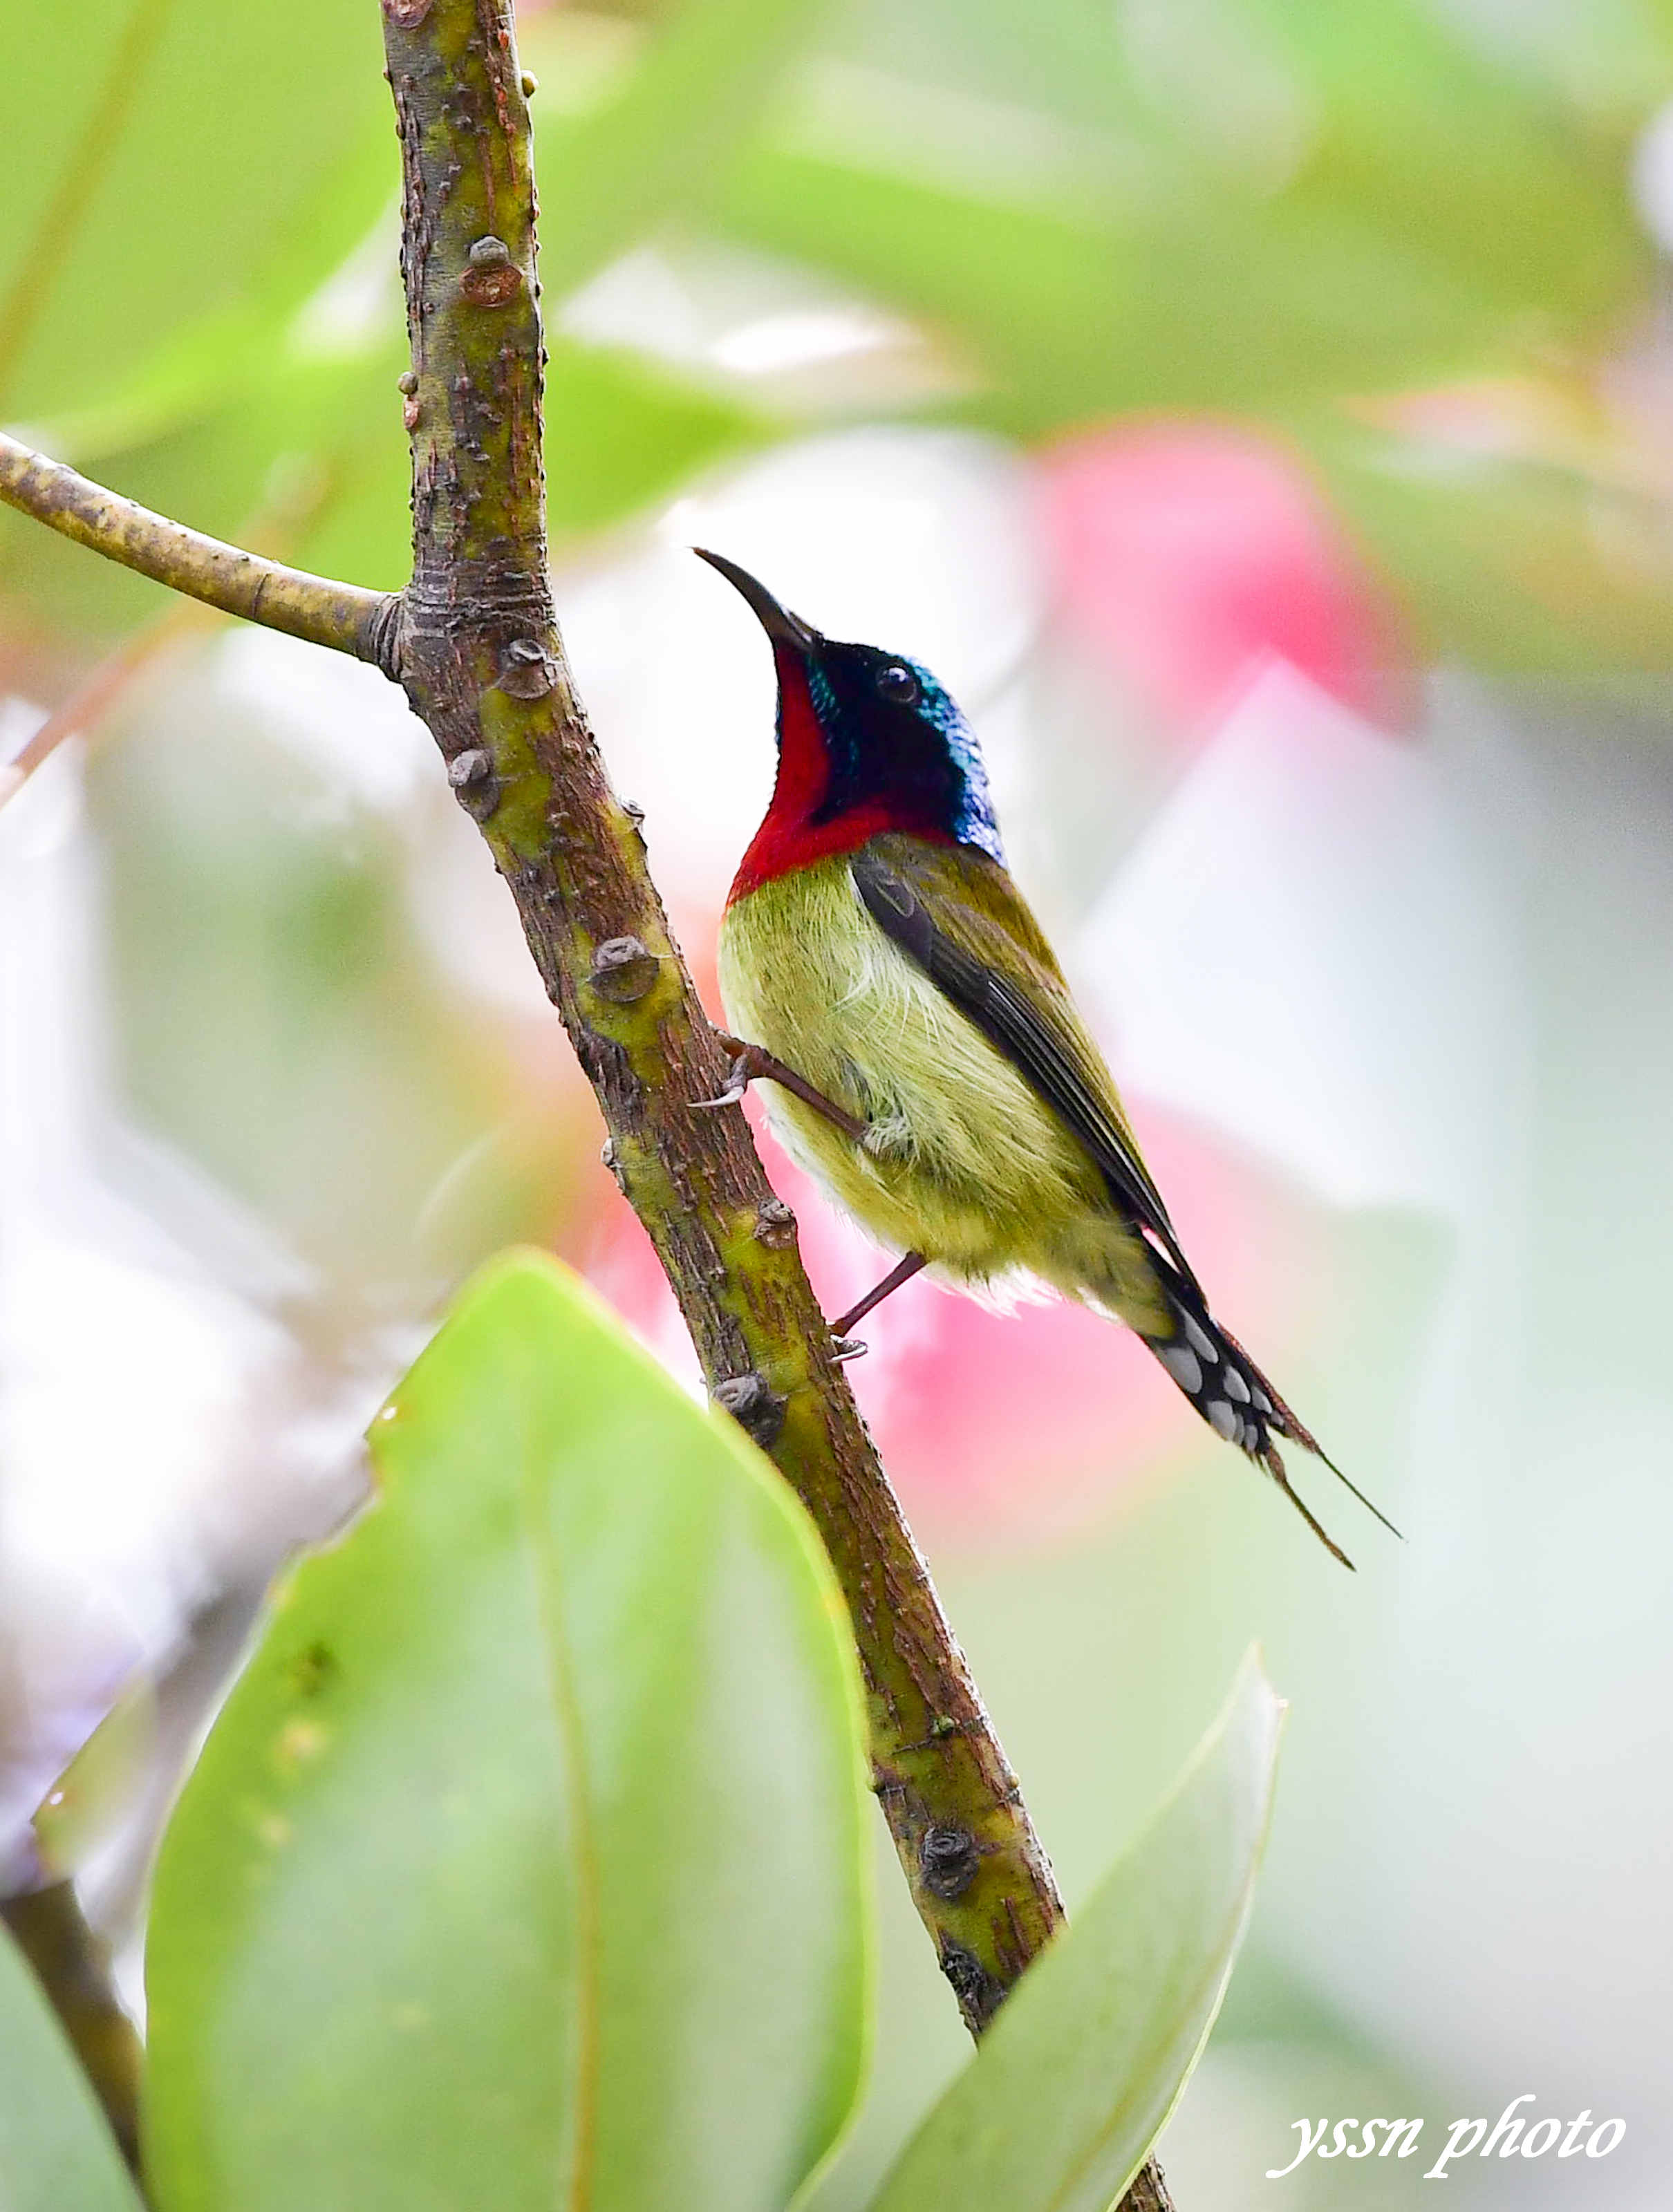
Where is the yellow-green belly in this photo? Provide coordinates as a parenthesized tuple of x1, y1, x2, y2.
(717, 855, 1168, 1329)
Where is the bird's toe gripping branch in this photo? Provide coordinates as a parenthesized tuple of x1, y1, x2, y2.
(694, 1041, 931, 1356)
(694, 1035, 871, 1142)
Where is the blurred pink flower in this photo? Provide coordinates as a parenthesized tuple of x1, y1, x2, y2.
(1038, 421, 1412, 736)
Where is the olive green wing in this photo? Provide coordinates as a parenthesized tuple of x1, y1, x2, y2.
(851, 837, 1197, 1287)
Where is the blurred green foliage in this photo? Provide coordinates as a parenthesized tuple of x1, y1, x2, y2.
(91, 697, 527, 1291)
(719, 0, 1638, 420)
(0, 0, 389, 444)
(6, 0, 1673, 662)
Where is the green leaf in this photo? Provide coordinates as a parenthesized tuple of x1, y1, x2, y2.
(0, 0, 393, 439)
(143, 1250, 870, 2212)
(544, 339, 771, 537)
(0, 1915, 144, 2212)
(0, 327, 766, 641)
(1296, 409, 1673, 673)
(525, 0, 836, 299)
(864, 1651, 1283, 2212)
(711, 0, 1659, 428)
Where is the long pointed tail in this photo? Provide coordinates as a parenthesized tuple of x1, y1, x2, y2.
(1139, 1263, 1399, 1571)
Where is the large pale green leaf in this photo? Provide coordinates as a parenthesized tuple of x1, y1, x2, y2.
(143, 1250, 870, 2212)
(865, 1653, 1283, 2212)
(0, 1915, 144, 2212)
(0, 0, 391, 441)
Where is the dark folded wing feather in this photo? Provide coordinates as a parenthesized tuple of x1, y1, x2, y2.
(850, 843, 1198, 1288)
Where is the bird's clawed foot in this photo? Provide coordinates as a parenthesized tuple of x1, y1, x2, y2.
(692, 1049, 755, 1114)
(693, 1034, 870, 1143)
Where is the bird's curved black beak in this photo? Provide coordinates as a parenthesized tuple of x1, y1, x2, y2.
(693, 547, 821, 653)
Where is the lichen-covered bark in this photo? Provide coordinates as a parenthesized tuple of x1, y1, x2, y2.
(0, 8, 1177, 2197)
(374, 0, 1085, 2047)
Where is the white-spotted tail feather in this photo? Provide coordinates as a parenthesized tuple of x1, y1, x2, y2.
(1140, 1266, 1399, 1571)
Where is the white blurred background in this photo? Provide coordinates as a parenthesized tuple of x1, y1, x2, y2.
(8, 0, 1673, 2199)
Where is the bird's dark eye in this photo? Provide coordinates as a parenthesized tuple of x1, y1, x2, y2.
(875, 662, 920, 704)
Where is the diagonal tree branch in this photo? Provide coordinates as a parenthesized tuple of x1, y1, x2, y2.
(1, 3, 1174, 2202)
(371, 0, 1074, 2043)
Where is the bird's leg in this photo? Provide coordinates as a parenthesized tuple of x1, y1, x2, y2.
(694, 1034, 870, 1143)
(830, 1251, 928, 1357)
(695, 1038, 922, 1351)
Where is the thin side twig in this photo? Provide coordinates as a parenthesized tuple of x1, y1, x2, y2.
(0, 433, 393, 665)
(0, 451, 351, 811)
(2, 1882, 142, 2174)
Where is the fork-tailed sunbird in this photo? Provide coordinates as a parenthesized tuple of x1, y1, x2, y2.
(696, 547, 1394, 1567)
